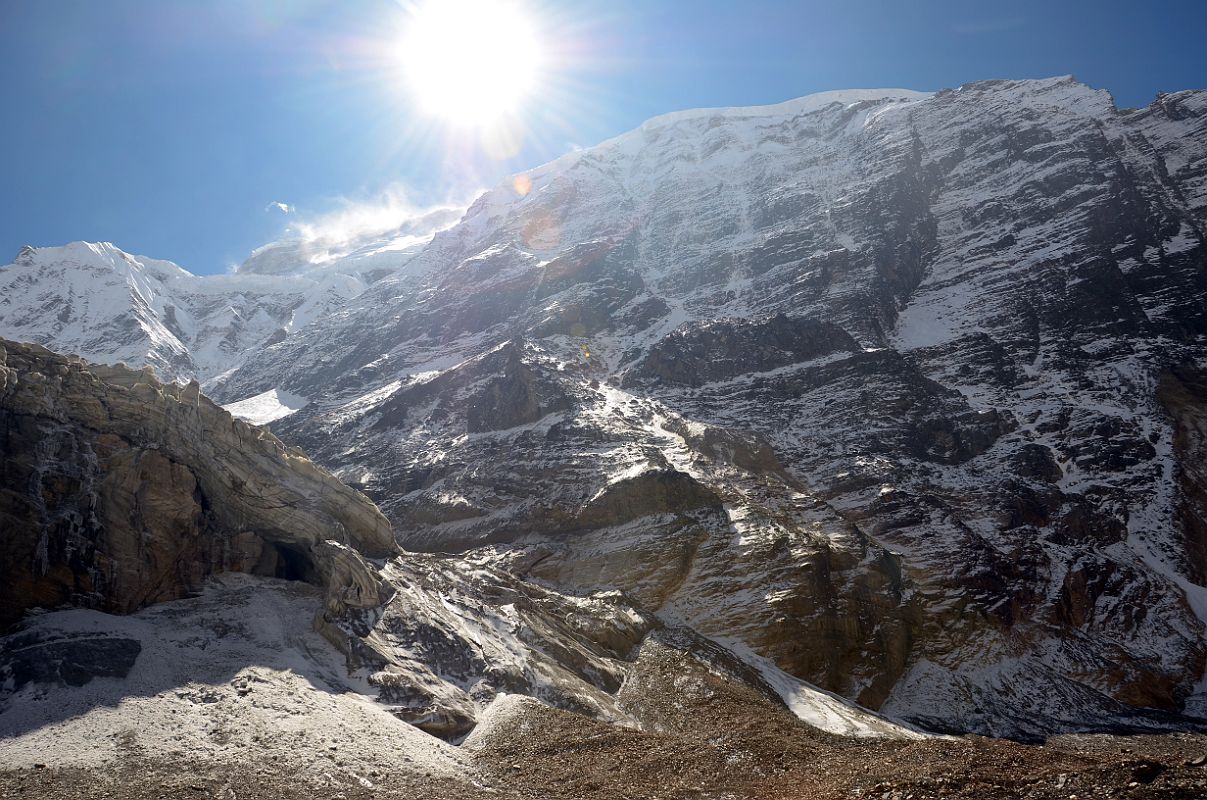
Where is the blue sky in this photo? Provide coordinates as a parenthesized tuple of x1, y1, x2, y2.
(1, 0, 1204, 275)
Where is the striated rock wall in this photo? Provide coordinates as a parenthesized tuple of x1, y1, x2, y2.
(1159, 367, 1207, 583)
(0, 338, 397, 631)
(198, 77, 1207, 738)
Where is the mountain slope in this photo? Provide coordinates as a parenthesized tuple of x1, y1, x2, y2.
(206, 77, 1207, 738)
(5, 343, 1207, 799)
(7, 77, 1207, 739)
(1, 337, 916, 751)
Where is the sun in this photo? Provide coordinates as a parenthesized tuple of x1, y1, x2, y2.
(399, 0, 544, 126)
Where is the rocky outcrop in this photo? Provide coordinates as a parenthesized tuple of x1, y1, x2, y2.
(0, 339, 397, 631)
(1159, 366, 1207, 583)
(621, 314, 858, 388)
(0, 631, 142, 691)
(351, 552, 657, 738)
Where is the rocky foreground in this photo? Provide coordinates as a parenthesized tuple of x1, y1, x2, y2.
(4, 715, 1207, 799)
(2, 587, 1205, 799)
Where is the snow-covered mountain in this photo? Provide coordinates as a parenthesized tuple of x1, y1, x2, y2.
(0, 210, 461, 386)
(6, 76, 1207, 740)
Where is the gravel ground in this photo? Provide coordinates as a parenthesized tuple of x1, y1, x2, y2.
(5, 618, 1206, 799)
(5, 729, 1206, 800)
(465, 685, 1207, 800)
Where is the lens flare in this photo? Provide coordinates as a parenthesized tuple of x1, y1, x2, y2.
(480, 116, 526, 160)
(399, 0, 543, 127)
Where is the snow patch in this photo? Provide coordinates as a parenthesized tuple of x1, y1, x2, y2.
(0, 576, 469, 780)
(222, 388, 308, 425)
(713, 638, 930, 739)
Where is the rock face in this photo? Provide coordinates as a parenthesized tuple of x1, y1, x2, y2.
(1159, 367, 1207, 583)
(1, 632, 142, 691)
(205, 77, 1207, 739)
(0, 338, 396, 631)
(6, 77, 1207, 739)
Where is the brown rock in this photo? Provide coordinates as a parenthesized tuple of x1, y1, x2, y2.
(0, 338, 398, 633)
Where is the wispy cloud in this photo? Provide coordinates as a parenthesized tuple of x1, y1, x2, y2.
(251, 184, 469, 267)
(288, 186, 443, 250)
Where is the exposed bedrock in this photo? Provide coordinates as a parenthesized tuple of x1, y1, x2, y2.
(0, 338, 397, 633)
(1159, 366, 1207, 583)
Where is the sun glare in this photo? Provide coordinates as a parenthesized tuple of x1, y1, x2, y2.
(400, 0, 544, 126)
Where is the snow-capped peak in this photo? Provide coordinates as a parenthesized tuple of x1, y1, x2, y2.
(0, 234, 427, 385)
(8, 241, 192, 280)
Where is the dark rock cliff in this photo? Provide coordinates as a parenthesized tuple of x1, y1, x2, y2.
(0, 339, 397, 631)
